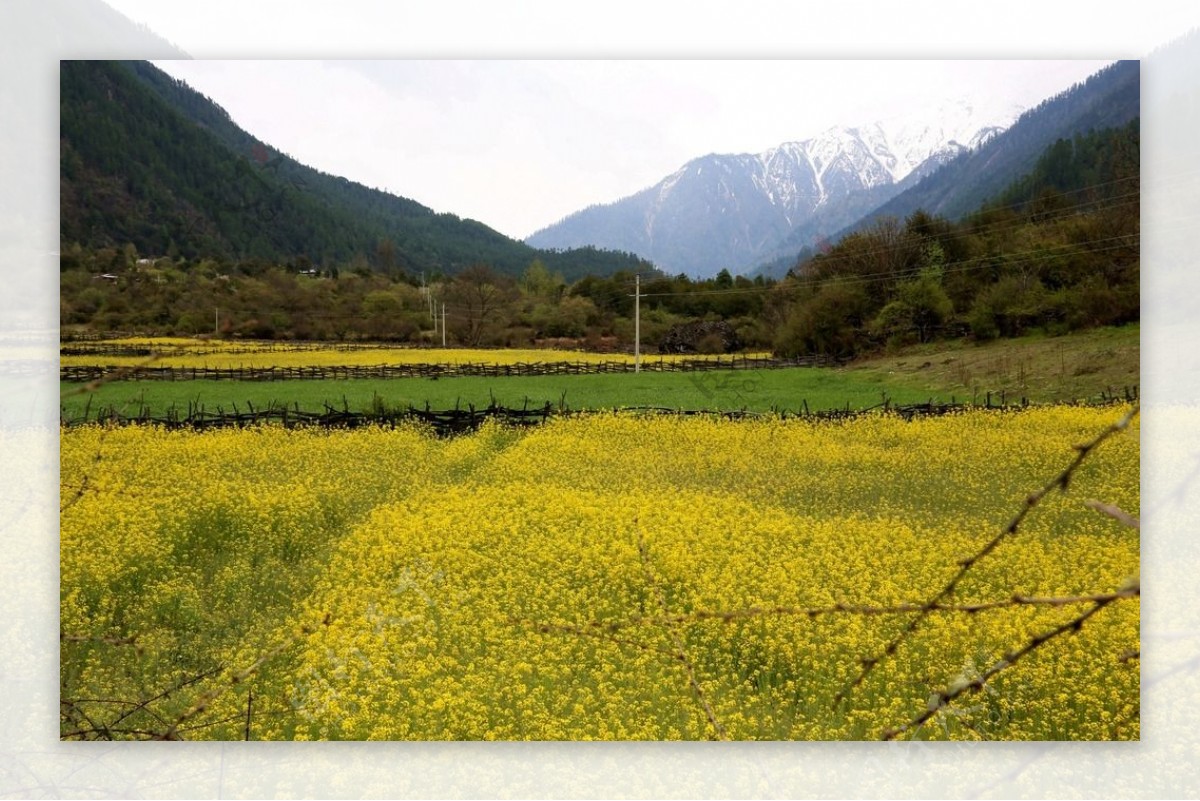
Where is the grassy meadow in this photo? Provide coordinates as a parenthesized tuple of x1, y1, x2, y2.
(60, 368, 945, 420)
(850, 323, 1139, 404)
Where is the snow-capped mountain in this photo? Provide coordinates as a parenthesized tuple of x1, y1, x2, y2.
(526, 100, 1021, 278)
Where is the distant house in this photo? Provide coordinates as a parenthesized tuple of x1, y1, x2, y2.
(97, 273, 118, 282)
(136, 258, 156, 267)
(299, 269, 321, 278)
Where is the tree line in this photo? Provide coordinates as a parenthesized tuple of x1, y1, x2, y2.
(59, 249, 776, 350)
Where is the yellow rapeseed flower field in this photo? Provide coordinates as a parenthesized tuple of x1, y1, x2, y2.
(61, 338, 767, 369)
(59, 405, 1139, 740)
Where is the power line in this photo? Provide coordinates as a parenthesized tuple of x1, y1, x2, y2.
(80, 217, 1145, 327)
(626, 229, 1139, 300)
(596, 183, 1142, 292)
(613, 190, 1142, 291)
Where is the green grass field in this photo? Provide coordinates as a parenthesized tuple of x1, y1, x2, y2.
(61, 367, 943, 420)
(60, 324, 1139, 420)
(851, 323, 1139, 403)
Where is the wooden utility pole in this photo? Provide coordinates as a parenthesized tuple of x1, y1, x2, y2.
(634, 274, 641, 373)
(441, 303, 447, 348)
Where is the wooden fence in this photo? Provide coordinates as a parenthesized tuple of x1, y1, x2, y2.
(60, 341, 401, 358)
(59, 354, 837, 383)
(64, 399, 555, 436)
(60, 388, 1137, 437)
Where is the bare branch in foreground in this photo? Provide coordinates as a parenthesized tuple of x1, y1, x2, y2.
(880, 579, 1139, 740)
(834, 405, 1139, 708)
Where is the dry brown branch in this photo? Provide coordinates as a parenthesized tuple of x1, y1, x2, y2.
(60, 363, 167, 510)
(60, 666, 220, 740)
(1084, 498, 1140, 529)
(60, 353, 162, 398)
(879, 579, 1139, 740)
(636, 524, 728, 741)
(833, 404, 1139, 708)
(157, 623, 317, 740)
(59, 698, 111, 740)
(59, 445, 105, 513)
(573, 590, 1144, 633)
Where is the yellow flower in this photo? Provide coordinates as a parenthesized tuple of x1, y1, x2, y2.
(60, 405, 1140, 740)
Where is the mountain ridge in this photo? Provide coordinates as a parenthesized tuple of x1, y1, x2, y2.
(60, 60, 650, 282)
(526, 99, 1021, 278)
(836, 60, 1140, 242)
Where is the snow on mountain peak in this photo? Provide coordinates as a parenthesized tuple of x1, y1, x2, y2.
(528, 94, 1027, 278)
(873, 97, 1023, 177)
(743, 98, 1022, 210)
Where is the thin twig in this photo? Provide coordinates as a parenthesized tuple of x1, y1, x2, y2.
(60, 666, 225, 740)
(108, 666, 223, 732)
(834, 404, 1139, 708)
(60, 726, 170, 740)
(244, 689, 253, 741)
(158, 624, 316, 740)
(1084, 499, 1140, 529)
(61, 354, 163, 399)
(59, 698, 109, 741)
(880, 580, 1139, 740)
(574, 590, 1144, 632)
(637, 523, 728, 741)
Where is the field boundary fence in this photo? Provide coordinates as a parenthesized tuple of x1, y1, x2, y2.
(62, 398, 555, 436)
(61, 341, 432, 357)
(59, 354, 839, 382)
(60, 386, 1139, 436)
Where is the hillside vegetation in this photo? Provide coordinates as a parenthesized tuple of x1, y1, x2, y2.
(60, 60, 649, 281)
(852, 60, 1139, 228)
(769, 122, 1138, 359)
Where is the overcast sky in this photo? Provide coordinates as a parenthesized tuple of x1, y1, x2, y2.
(141, 58, 1113, 240)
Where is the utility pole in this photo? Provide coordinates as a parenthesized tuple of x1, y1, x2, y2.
(441, 303, 447, 348)
(634, 273, 641, 373)
(214, 308, 219, 337)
